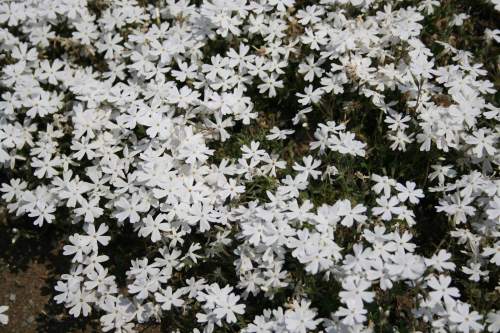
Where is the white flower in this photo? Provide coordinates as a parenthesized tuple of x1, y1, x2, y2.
(395, 181, 424, 204)
(426, 275, 460, 305)
(449, 303, 483, 333)
(284, 300, 321, 333)
(339, 278, 375, 306)
(372, 196, 402, 221)
(292, 155, 322, 180)
(68, 289, 95, 318)
(335, 299, 367, 326)
(486, 310, 500, 333)
(0, 306, 8, 325)
(113, 194, 149, 224)
(212, 292, 245, 323)
(338, 200, 367, 227)
(139, 213, 171, 242)
(155, 286, 186, 311)
(425, 250, 456, 272)
(266, 127, 295, 141)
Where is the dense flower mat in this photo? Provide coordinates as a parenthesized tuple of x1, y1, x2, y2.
(0, 0, 499, 332)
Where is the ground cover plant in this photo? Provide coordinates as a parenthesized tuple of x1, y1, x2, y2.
(0, 0, 499, 332)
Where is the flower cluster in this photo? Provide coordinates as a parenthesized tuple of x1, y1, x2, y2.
(0, 0, 499, 332)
